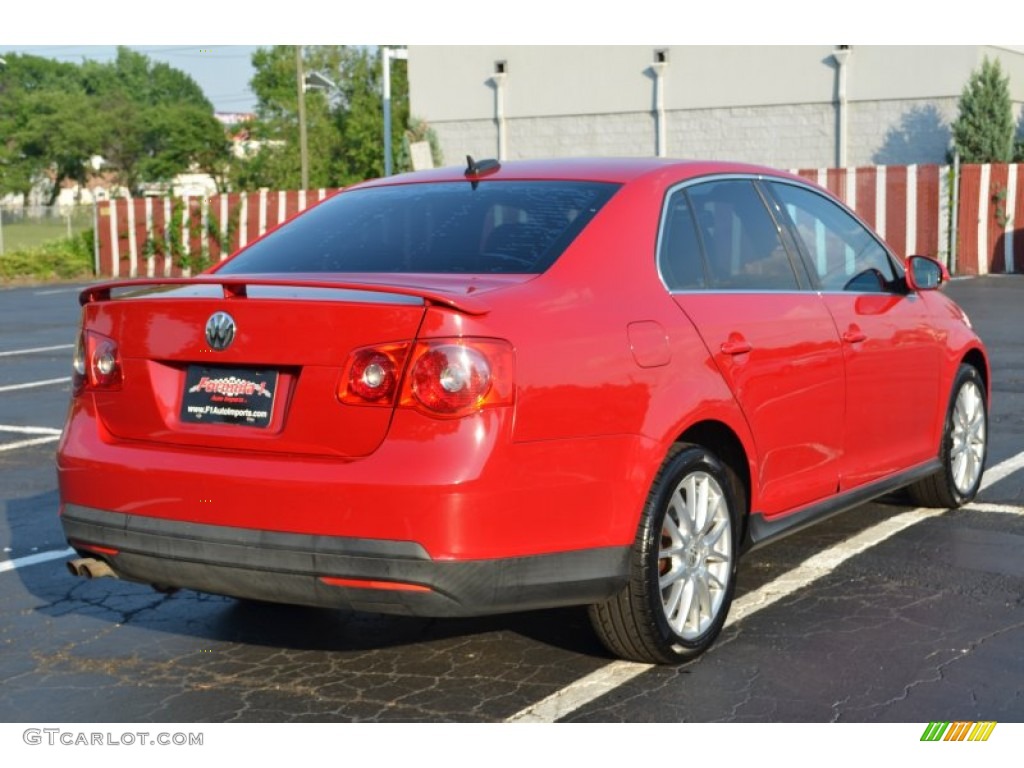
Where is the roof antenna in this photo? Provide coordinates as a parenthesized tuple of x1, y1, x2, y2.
(465, 155, 501, 189)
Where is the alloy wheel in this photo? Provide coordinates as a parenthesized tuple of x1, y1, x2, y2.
(658, 470, 733, 640)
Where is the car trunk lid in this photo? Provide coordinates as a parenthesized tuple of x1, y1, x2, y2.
(78, 276, 500, 458)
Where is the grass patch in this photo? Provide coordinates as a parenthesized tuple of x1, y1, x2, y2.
(2, 207, 95, 252)
(0, 230, 95, 281)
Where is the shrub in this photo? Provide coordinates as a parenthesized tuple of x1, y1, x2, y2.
(0, 229, 95, 281)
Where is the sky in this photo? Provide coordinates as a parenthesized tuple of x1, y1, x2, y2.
(0, 45, 262, 113)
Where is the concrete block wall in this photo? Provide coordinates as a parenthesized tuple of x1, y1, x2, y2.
(848, 97, 958, 167)
(432, 112, 656, 163)
(430, 121, 499, 165)
(666, 104, 834, 168)
(430, 100, 970, 170)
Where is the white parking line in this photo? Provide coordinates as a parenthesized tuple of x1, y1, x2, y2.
(0, 344, 74, 358)
(33, 288, 83, 295)
(0, 435, 60, 452)
(507, 451, 1024, 723)
(0, 425, 62, 436)
(0, 548, 75, 574)
(978, 451, 1024, 491)
(963, 501, 1024, 516)
(0, 377, 71, 394)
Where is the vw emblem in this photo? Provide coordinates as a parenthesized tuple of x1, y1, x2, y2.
(205, 312, 236, 351)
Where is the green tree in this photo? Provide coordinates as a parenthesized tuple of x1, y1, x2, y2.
(228, 46, 343, 190)
(952, 57, 1016, 163)
(101, 48, 228, 191)
(335, 47, 410, 184)
(0, 48, 229, 199)
(0, 54, 97, 200)
(232, 45, 424, 190)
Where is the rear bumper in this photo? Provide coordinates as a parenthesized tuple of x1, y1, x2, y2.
(58, 399, 656, 560)
(62, 504, 630, 616)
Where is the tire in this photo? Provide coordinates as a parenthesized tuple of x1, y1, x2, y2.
(907, 364, 987, 508)
(589, 444, 741, 664)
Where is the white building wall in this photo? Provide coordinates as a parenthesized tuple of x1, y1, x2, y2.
(433, 112, 656, 163)
(848, 97, 959, 166)
(667, 104, 834, 168)
(508, 113, 655, 159)
(411, 46, 1024, 170)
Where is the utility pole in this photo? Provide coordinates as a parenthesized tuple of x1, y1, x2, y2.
(296, 46, 309, 190)
(382, 47, 408, 176)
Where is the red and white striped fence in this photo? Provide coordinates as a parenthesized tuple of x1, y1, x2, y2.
(93, 164, 1024, 278)
(793, 165, 949, 269)
(95, 188, 338, 279)
(793, 163, 1024, 276)
(954, 163, 1022, 275)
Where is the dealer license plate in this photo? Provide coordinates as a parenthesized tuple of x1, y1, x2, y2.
(180, 366, 278, 428)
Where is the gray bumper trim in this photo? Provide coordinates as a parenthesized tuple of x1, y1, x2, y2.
(62, 504, 630, 617)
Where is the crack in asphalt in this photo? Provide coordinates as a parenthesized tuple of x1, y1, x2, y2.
(832, 619, 1024, 720)
(3, 580, 610, 722)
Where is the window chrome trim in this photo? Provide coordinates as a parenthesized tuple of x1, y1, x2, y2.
(655, 173, 811, 294)
(666, 288, 823, 296)
(655, 172, 907, 295)
(666, 288, 920, 302)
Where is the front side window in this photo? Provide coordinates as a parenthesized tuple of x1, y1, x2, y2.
(768, 182, 898, 293)
(685, 180, 800, 291)
(218, 180, 620, 275)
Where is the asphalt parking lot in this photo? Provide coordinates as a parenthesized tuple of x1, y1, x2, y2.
(0, 277, 1022, 723)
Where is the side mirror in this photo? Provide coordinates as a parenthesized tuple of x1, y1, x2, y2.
(905, 255, 947, 291)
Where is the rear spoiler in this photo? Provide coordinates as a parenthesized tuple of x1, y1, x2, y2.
(79, 277, 490, 316)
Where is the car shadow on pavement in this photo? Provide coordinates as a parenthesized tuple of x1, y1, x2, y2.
(7, 486, 611, 662)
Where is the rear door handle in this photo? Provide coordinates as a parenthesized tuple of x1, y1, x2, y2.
(720, 337, 752, 356)
(842, 326, 867, 344)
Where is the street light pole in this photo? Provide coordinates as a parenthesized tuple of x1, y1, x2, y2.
(382, 47, 408, 177)
(296, 46, 309, 190)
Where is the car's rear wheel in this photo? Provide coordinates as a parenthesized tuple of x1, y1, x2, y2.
(907, 364, 987, 508)
(589, 444, 740, 664)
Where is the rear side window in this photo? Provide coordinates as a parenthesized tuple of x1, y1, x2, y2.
(658, 191, 706, 290)
(218, 181, 620, 275)
(685, 180, 799, 291)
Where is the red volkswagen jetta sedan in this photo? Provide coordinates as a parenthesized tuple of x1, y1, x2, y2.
(58, 158, 988, 664)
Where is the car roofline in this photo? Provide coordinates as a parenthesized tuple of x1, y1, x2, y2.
(350, 157, 802, 189)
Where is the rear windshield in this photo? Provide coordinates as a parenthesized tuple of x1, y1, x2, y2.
(217, 180, 620, 275)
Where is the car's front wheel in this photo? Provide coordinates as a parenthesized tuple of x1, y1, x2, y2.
(907, 363, 987, 508)
(589, 444, 741, 664)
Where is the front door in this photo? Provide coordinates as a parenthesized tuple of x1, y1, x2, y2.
(766, 180, 942, 489)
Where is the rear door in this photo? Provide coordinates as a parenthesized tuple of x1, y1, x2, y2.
(659, 178, 846, 517)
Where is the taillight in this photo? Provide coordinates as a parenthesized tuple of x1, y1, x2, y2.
(338, 343, 409, 406)
(338, 338, 514, 417)
(403, 342, 507, 415)
(72, 334, 87, 391)
(72, 330, 123, 394)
